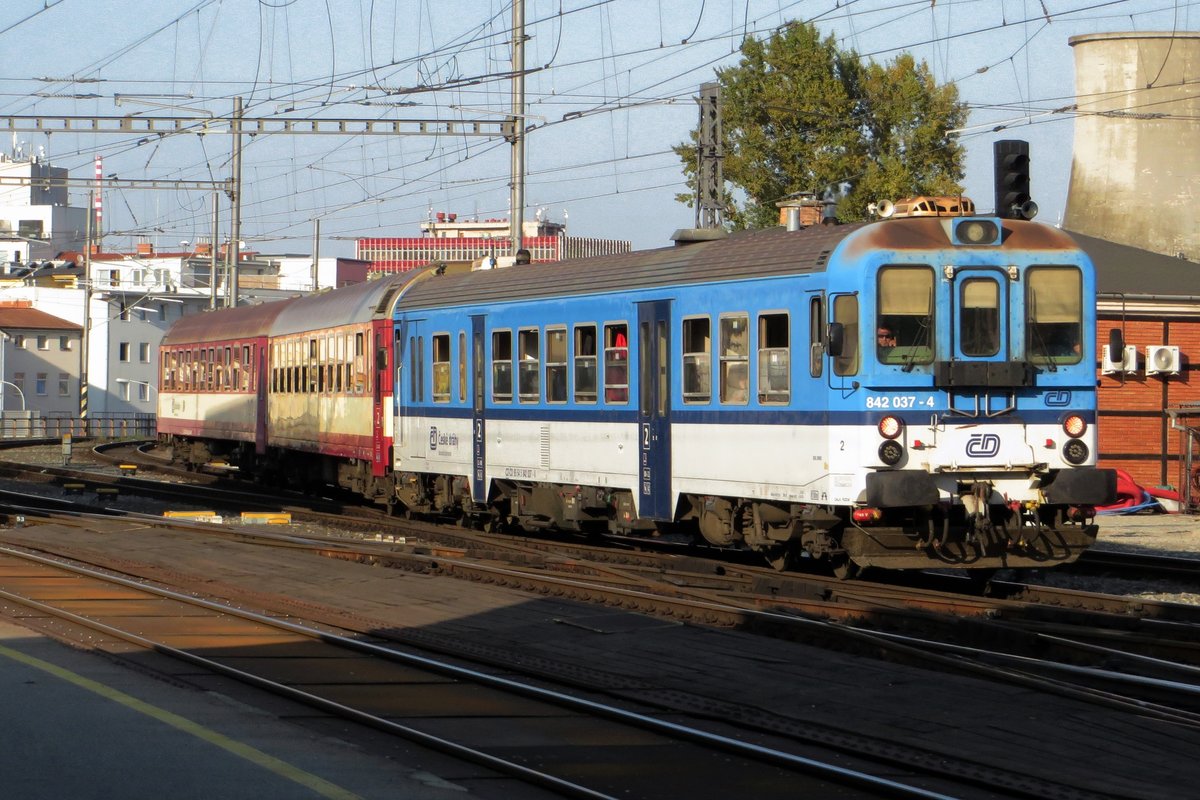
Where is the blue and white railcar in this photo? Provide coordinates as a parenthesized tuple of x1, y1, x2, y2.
(387, 204, 1114, 573)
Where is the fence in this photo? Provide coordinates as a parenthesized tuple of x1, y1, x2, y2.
(0, 411, 156, 440)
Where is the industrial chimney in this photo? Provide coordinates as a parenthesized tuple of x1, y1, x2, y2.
(1063, 32, 1200, 261)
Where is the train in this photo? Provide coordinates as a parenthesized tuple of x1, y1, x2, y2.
(157, 198, 1117, 576)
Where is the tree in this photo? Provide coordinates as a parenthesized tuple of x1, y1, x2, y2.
(675, 22, 968, 228)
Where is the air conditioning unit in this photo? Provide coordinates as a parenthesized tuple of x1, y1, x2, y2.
(1146, 345, 1181, 376)
(1102, 344, 1138, 375)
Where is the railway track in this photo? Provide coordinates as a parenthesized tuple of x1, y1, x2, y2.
(0, 540, 976, 800)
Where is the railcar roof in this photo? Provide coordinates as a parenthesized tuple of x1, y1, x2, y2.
(160, 297, 298, 346)
(270, 271, 419, 336)
(397, 223, 862, 311)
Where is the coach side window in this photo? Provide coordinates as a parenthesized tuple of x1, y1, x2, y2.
(682, 317, 710, 404)
(432, 334, 451, 403)
(809, 297, 824, 378)
(719, 314, 749, 404)
(518, 328, 540, 403)
(832, 296, 859, 376)
(492, 330, 512, 403)
(458, 331, 467, 403)
(546, 327, 567, 404)
(603, 323, 628, 403)
(573, 325, 598, 403)
(758, 312, 789, 404)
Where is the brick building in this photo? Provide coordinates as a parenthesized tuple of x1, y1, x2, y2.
(1074, 232, 1200, 494)
(357, 213, 631, 273)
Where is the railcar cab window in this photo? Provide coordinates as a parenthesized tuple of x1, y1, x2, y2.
(832, 296, 859, 376)
(603, 323, 629, 403)
(960, 279, 1000, 357)
(518, 328, 540, 403)
(432, 333, 451, 402)
(573, 324, 598, 403)
(545, 327, 568, 403)
(492, 330, 512, 403)
(757, 312, 789, 404)
(682, 316, 711, 404)
(719, 314, 749, 404)
(809, 297, 824, 378)
(1027, 267, 1082, 365)
(877, 266, 934, 365)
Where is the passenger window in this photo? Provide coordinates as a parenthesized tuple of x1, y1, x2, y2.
(603, 323, 629, 403)
(518, 329, 540, 403)
(877, 266, 934, 364)
(719, 314, 749, 404)
(833, 296, 859, 377)
(458, 332, 467, 403)
(682, 317, 711, 404)
(432, 334, 451, 403)
(546, 327, 567, 404)
(809, 297, 824, 378)
(960, 279, 1000, 357)
(574, 325, 597, 403)
(1027, 267, 1082, 365)
(757, 312, 789, 404)
(492, 330, 512, 403)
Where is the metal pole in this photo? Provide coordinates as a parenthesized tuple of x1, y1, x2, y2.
(229, 96, 243, 307)
(210, 190, 219, 309)
(81, 191, 92, 422)
(509, 0, 525, 256)
(311, 218, 320, 291)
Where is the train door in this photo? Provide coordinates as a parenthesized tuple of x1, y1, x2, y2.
(951, 269, 1009, 362)
(371, 323, 389, 476)
(396, 318, 427, 462)
(637, 300, 672, 520)
(471, 315, 486, 503)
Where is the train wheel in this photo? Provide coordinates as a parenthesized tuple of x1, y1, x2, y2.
(764, 546, 793, 571)
(830, 555, 860, 580)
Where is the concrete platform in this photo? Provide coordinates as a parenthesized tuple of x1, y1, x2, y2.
(0, 617, 528, 800)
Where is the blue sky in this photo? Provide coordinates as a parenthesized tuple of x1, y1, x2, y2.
(0, 0, 1195, 253)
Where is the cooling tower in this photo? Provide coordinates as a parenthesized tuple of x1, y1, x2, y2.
(1063, 32, 1200, 261)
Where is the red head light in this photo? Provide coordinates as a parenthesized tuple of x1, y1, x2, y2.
(878, 415, 903, 440)
(1062, 415, 1087, 438)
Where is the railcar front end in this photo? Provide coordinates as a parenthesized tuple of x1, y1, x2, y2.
(823, 212, 1117, 573)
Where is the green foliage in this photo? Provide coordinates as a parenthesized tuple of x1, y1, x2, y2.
(675, 22, 968, 227)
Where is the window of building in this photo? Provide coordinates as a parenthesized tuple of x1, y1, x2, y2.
(119, 381, 130, 401)
(545, 327, 567, 403)
(12, 372, 23, 393)
(138, 382, 150, 402)
(432, 333, 451, 403)
(518, 328, 540, 403)
(492, 330, 512, 403)
(573, 324, 597, 403)
(757, 312, 789, 404)
(58, 372, 69, 397)
(12, 335, 24, 349)
(719, 314, 749, 404)
(36, 335, 48, 350)
(681, 316, 711, 404)
(139, 342, 150, 363)
(119, 342, 130, 362)
(603, 323, 629, 403)
(35, 373, 47, 396)
(59, 335, 71, 351)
